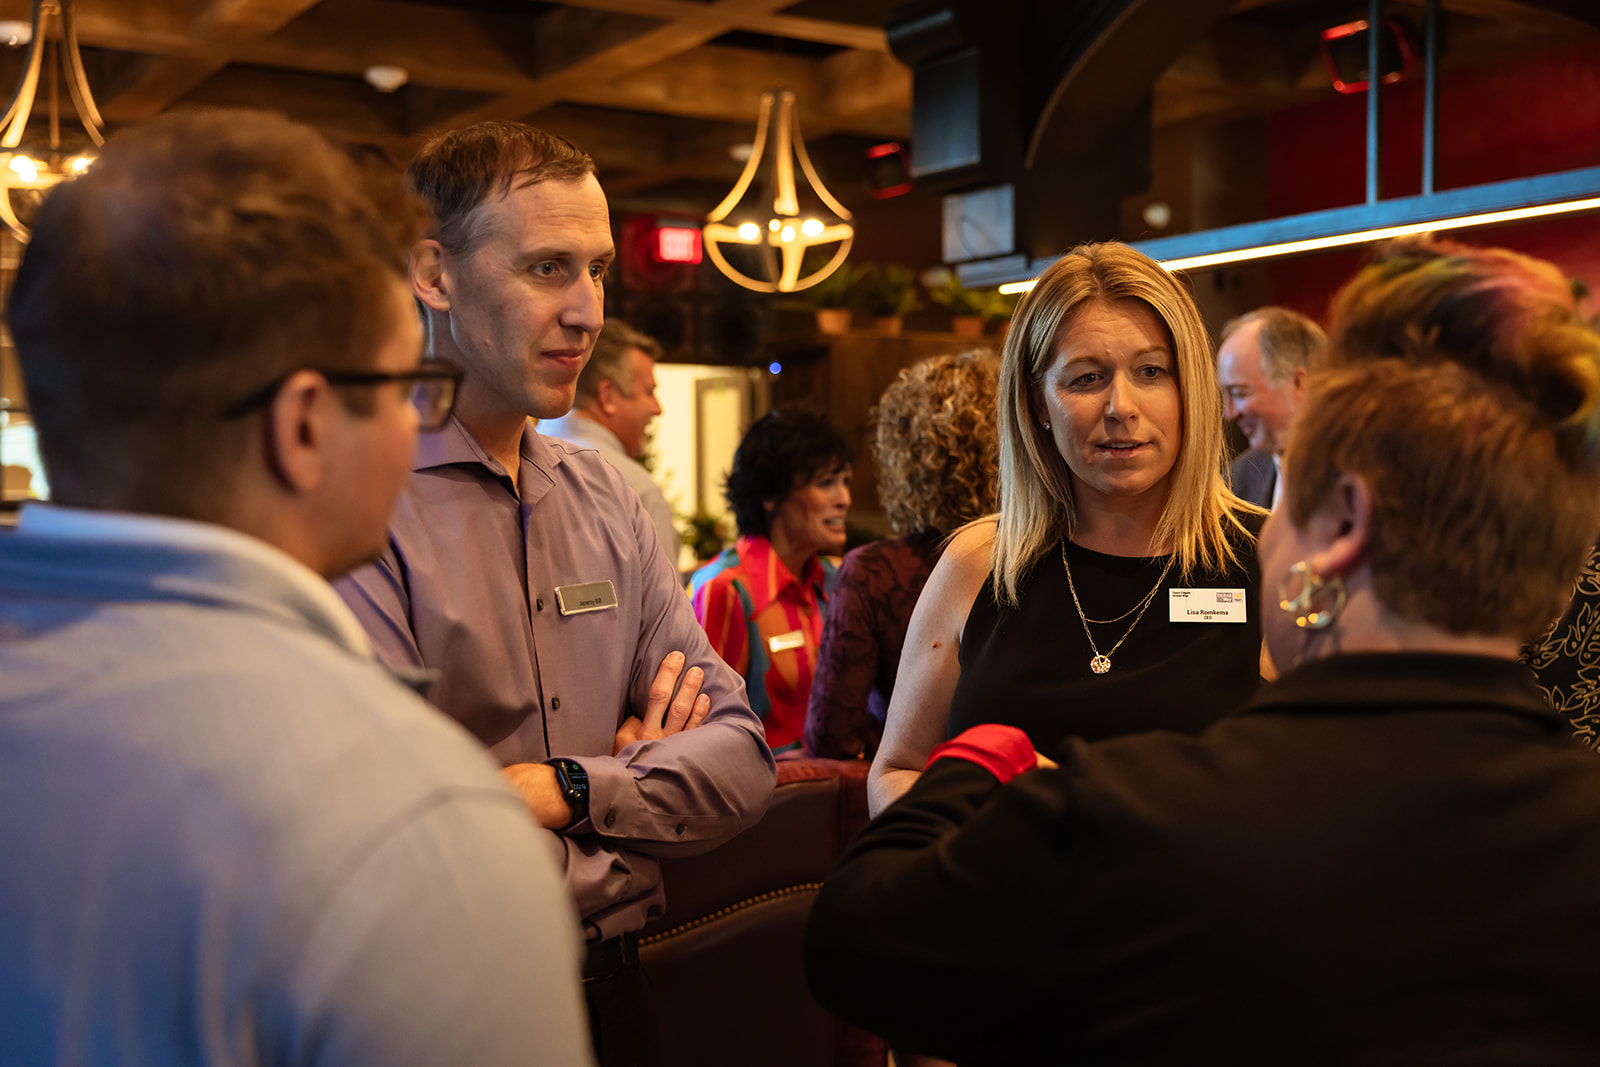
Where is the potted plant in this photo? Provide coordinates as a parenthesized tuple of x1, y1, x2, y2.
(684, 510, 730, 563)
(927, 273, 997, 339)
(792, 258, 862, 335)
(985, 288, 1021, 343)
(857, 263, 920, 335)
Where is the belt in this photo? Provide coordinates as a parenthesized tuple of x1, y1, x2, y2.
(582, 932, 640, 983)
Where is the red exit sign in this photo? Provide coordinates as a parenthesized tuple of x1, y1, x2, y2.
(654, 223, 702, 264)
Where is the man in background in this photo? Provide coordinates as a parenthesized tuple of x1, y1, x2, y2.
(0, 110, 592, 1065)
(1216, 306, 1325, 508)
(541, 318, 679, 566)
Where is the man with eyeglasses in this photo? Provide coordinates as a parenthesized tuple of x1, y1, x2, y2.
(335, 122, 774, 1066)
(0, 110, 593, 1066)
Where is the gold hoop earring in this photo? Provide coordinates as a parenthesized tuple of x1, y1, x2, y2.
(1278, 560, 1346, 630)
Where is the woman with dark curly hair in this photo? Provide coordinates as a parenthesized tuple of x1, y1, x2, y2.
(691, 410, 853, 752)
(804, 350, 1001, 760)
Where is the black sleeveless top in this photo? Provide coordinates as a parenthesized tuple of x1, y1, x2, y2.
(949, 517, 1263, 756)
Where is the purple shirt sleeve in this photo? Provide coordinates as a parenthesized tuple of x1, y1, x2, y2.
(805, 548, 884, 759)
(805, 532, 941, 760)
(336, 421, 775, 937)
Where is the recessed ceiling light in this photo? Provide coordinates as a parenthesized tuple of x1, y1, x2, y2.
(363, 65, 409, 93)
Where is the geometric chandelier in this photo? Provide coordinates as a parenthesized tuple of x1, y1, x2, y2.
(0, 0, 104, 242)
(702, 89, 853, 293)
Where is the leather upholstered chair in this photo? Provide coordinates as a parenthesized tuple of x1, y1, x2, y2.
(638, 756, 885, 1067)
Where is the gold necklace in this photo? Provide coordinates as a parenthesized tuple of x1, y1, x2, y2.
(1061, 541, 1175, 675)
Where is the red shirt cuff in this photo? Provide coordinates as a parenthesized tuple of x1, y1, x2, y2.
(924, 724, 1037, 783)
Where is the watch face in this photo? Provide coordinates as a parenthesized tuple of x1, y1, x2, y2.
(553, 759, 588, 809)
(560, 760, 588, 792)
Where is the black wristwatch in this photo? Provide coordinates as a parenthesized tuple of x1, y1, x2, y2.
(546, 758, 590, 829)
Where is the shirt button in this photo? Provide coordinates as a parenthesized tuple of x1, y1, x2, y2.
(675, 823, 686, 836)
(551, 696, 561, 711)
(604, 809, 616, 829)
(535, 598, 544, 612)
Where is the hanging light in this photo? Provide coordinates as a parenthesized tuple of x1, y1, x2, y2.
(702, 90, 853, 293)
(0, 0, 106, 242)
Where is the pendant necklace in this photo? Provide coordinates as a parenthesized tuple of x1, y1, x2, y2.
(1061, 540, 1174, 675)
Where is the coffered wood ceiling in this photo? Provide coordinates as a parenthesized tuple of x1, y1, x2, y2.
(2, 0, 1594, 207)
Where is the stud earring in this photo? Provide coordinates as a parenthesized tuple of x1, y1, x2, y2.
(1278, 560, 1346, 630)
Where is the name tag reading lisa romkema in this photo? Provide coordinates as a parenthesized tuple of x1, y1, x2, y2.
(1168, 588, 1248, 623)
(554, 580, 619, 616)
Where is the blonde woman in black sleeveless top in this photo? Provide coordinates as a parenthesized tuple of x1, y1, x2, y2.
(869, 243, 1265, 816)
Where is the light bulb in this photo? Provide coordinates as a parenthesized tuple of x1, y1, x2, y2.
(768, 218, 781, 232)
(801, 218, 823, 237)
(69, 155, 93, 175)
(780, 226, 795, 242)
(737, 222, 760, 241)
(9, 156, 37, 183)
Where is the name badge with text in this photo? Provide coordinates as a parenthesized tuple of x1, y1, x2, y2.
(767, 630, 806, 654)
(554, 580, 619, 616)
(1168, 588, 1248, 623)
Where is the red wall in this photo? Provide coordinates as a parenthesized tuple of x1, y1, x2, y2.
(1263, 35, 1600, 321)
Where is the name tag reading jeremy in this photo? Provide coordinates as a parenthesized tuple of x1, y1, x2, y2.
(554, 580, 619, 616)
(1168, 588, 1248, 623)
(767, 630, 806, 654)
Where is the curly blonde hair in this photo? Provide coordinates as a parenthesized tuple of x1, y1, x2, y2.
(874, 350, 1001, 535)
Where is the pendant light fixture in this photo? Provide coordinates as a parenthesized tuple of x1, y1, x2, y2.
(702, 90, 853, 293)
(0, 0, 105, 242)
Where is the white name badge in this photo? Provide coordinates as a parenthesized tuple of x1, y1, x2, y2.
(554, 580, 619, 616)
(767, 629, 806, 654)
(1168, 588, 1248, 623)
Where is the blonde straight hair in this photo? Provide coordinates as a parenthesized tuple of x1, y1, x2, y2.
(991, 242, 1259, 605)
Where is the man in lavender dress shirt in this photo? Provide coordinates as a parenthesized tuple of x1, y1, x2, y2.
(335, 122, 775, 1065)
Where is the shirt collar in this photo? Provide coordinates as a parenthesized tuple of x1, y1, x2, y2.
(412, 416, 563, 501)
(13, 503, 374, 657)
(1244, 651, 1558, 728)
(541, 411, 626, 457)
(736, 534, 826, 615)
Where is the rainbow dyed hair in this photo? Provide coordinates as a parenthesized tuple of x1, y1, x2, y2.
(1286, 236, 1600, 638)
(1326, 236, 1600, 468)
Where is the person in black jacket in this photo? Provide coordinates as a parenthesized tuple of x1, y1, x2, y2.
(805, 238, 1600, 1066)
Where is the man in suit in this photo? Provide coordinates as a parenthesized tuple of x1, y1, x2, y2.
(0, 109, 593, 1066)
(1217, 306, 1325, 507)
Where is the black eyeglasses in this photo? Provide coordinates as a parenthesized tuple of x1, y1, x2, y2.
(221, 359, 465, 432)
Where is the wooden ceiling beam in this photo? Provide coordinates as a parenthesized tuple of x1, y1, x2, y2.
(424, 0, 813, 133)
(99, 0, 323, 121)
(556, 49, 907, 137)
(56, 0, 905, 138)
(538, 0, 887, 51)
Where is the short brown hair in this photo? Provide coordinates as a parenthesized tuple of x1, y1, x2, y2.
(407, 121, 596, 256)
(874, 350, 1000, 535)
(1219, 306, 1326, 384)
(7, 108, 425, 515)
(575, 319, 663, 407)
(1288, 238, 1600, 638)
